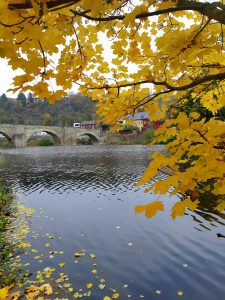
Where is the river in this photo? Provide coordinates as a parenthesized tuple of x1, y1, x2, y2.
(0, 145, 225, 299)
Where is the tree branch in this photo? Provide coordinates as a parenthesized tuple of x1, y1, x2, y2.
(70, 1, 225, 24)
(88, 70, 225, 94)
(8, 0, 81, 10)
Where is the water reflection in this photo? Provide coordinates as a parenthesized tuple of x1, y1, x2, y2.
(0, 145, 225, 300)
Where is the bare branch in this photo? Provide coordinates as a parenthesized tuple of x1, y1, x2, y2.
(38, 39, 47, 78)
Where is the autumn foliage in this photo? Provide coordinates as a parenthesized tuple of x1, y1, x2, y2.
(0, 0, 225, 218)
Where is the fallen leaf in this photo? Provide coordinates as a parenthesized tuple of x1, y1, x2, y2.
(0, 285, 14, 299)
(99, 284, 105, 290)
(58, 263, 65, 268)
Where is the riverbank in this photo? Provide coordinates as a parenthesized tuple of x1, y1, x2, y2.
(0, 178, 15, 286)
(103, 127, 154, 145)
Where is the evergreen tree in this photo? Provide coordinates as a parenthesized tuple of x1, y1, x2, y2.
(0, 93, 8, 103)
(17, 92, 27, 107)
(27, 92, 34, 104)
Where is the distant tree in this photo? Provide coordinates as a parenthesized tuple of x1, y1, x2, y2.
(27, 92, 34, 104)
(17, 92, 26, 107)
(42, 112, 51, 125)
(0, 93, 7, 103)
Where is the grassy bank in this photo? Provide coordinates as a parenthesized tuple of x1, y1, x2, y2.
(0, 179, 15, 286)
(103, 126, 155, 145)
(0, 179, 27, 287)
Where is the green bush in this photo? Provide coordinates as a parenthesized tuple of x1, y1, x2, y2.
(0, 139, 11, 148)
(37, 136, 54, 146)
(0, 180, 12, 211)
(120, 124, 137, 132)
(142, 125, 155, 144)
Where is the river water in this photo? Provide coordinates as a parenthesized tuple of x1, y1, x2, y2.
(0, 145, 225, 300)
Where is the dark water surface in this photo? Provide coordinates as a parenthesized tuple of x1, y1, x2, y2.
(0, 145, 225, 300)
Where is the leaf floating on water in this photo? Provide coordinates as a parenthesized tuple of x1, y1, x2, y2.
(178, 291, 183, 296)
(25, 285, 40, 298)
(112, 293, 120, 299)
(99, 284, 105, 290)
(103, 297, 111, 300)
(155, 290, 161, 295)
(44, 243, 50, 247)
(128, 243, 133, 247)
(0, 284, 14, 299)
(90, 253, 96, 259)
(39, 284, 53, 295)
(86, 283, 93, 289)
(73, 252, 82, 258)
(58, 262, 65, 268)
(31, 249, 38, 253)
(99, 278, 105, 283)
(91, 269, 97, 274)
(8, 291, 21, 299)
(74, 250, 86, 258)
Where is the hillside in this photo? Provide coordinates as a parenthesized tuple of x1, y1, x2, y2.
(0, 93, 96, 126)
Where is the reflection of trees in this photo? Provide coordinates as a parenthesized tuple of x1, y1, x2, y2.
(187, 193, 225, 231)
(1, 151, 149, 194)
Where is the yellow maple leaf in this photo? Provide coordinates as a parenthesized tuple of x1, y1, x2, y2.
(39, 284, 53, 296)
(0, 285, 13, 300)
(90, 253, 96, 259)
(171, 199, 199, 219)
(216, 200, 225, 212)
(135, 201, 164, 219)
(58, 262, 65, 268)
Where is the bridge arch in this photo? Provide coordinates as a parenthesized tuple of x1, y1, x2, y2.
(0, 131, 13, 146)
(77, 132, 99, 143)
(26, 130, 61, 145)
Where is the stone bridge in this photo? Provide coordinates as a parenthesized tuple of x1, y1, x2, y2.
(0, 124, 102, 147)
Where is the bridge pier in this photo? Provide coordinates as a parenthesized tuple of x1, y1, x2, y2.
(12, 134, 26, 147)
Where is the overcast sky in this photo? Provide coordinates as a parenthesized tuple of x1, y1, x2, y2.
(0, 59, 15, 97)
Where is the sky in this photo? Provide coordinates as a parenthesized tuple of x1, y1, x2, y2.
(0, 58, 15, 97)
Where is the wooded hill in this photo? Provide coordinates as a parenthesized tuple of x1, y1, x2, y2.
(0, 93, 96, 126)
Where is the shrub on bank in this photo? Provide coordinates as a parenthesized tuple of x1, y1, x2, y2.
(141, 125, 155, 144)
(37, 136, 54, 146)
(0, 179, 12, 212)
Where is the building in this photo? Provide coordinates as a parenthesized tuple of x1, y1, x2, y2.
(80, 120, 98, 130)
(118, 112, 150, 131)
